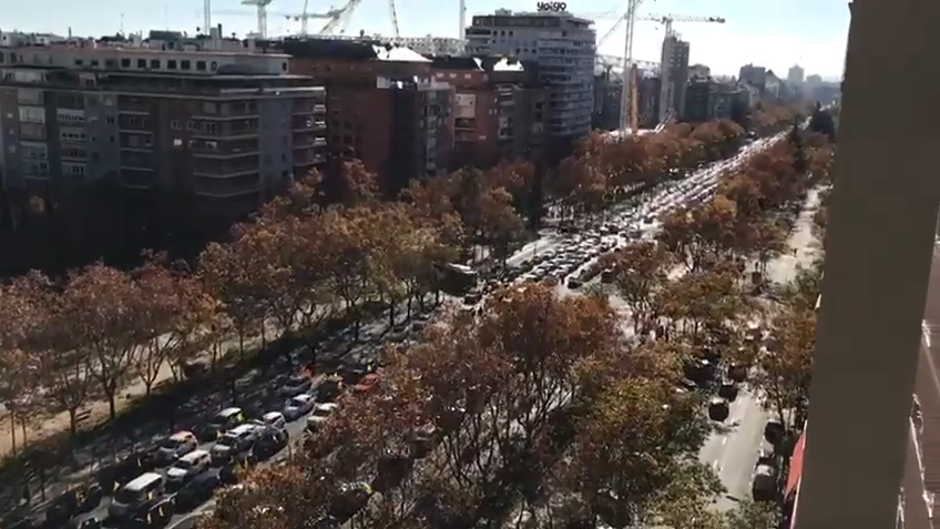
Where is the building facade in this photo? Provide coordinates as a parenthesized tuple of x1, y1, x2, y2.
(739, 63, 767, 90)
(787, 64, 805, 85)
(660, 35, 690, 121)
(465, 9, 595, 148)
(286, 39, 452, 194)
(0, 30, 326, 213)
(431, 56, 547, 169)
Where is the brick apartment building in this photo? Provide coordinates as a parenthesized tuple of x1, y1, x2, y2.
(0, 29, 327, 215)
(429, 55, 546, 169)
(282, 38, 452, 194)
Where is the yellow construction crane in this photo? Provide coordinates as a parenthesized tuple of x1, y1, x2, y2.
(639, 14, 726, 123)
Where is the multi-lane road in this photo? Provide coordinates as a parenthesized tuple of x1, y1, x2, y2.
(18, 132, 800, 529)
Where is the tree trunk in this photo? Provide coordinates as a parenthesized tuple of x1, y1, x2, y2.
(9, 411, 16, 455)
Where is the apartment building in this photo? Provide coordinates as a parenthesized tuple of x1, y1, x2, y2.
(429, 56, 546, 169)
(660, 34, 690, 121)
(0, 30, 327, 213)
(464, 10, 595, 153)
(683, 78, 749, 124)
(284, 39, 452, 194)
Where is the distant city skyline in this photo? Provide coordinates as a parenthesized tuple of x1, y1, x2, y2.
(3, 0, 850, 79)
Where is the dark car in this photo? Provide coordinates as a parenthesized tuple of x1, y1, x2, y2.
(66, 516, 102, 529)
(718, 380, 740, 401)
(126, 500, 175, 529)
(252, 428, 289, 461)
(45, 484, 104, 522)
(274, 374, 313, 399)
(173, 471, 222, 511)
(764, 420, 786, 446)
(708, 398, 730, 422)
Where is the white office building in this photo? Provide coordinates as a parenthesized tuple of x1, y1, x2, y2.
(465, 9, 596, 141)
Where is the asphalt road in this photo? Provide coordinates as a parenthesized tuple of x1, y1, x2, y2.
(700, 185, 823, 511)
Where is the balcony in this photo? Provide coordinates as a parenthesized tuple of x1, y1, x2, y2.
(190, 139, 259, 159)
(293, 102, 327, 115)
(292, 117, 327, 132)
(191, 176, 261, 198)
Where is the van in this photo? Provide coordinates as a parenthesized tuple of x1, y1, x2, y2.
(166, 450, 211, 484)
(107, 472, 165, 519)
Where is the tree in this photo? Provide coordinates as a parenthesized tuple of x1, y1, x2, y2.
(600, 242, 673, 330)
(657, 267, 751, 342)
(134, 254, 219, 391)
(559, 377, 713, 528)
(9, 272, 94, 436)
(198, 231, 267, 359)
(658, 196, 739, 272)
(60, 263, 148, 419)
(750, 306, 815, 433)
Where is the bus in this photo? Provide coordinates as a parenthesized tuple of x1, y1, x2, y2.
(435, 263, 478, 296)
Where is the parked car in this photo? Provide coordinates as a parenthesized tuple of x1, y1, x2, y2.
(283, 394, 316, 421)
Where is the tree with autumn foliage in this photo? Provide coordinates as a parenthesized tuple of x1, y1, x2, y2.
(747, 305, 815, 433)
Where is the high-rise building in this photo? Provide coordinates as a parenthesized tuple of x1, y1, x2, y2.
(660, 35, 690, 121)
(0, 29, 327, 215)
(465, 10, 596, 150)
(739, 63, 768, 90)
(788, 64, 805, 85)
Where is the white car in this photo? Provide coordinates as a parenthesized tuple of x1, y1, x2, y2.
(306, 402, 339, 430)
(258, 411, 288, 432)
(166, 449, 211, 483)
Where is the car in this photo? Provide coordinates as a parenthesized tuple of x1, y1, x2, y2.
(253, 427, 289, 460)
(166, 449, 211, 485)
(256, 411, 288, 433)
(329, 482, 374, 521)
(45, 484, 104, 523)
(211, 424, 261, 465)
(353, 373, 380, 393)
(275, 374, 313, 398)
(283, 393, 316, 421)
(718, 380, 739, 401)
(201, 407, 247, 442)
(708, 398, 730, 422)
(751, 463, 777, 501)
(764, 420, 785, 446)
(172, 471, 221, 511)
(306, 402, 339, 431)
(155, 431, 198, 465)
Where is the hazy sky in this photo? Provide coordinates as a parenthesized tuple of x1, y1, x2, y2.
(4, 0, 850, 78)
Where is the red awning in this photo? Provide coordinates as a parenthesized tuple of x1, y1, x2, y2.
(785, 430, 808, 497)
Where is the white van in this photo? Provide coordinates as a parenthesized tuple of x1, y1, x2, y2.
(166, 449, 211, 483)
(108, 472, 165, 518)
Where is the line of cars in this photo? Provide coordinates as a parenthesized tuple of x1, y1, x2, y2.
(30, 333, 405, 529)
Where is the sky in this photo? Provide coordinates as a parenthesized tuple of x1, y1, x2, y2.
(4, 0, 850, 79)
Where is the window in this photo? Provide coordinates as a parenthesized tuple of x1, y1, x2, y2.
(281, 62, 287, 71)
(105, 59, 116, 69)
(129, 117, 139, 126)
(74, 58, 84, 66)
(167, 60, 177, 70)
(210, 61, 218, 71)
(121, 58, 131, 68)
(181, 60, 191, 70)
(90, 59, 99, 67)
(149, 59, 160, 69)
(106, 117, 115, 124)
(205, 123, 217, 134)
(196, 60, 207, 71)
(171, 120, 181, 130)
(186, 121, 196, 131)
(137, 59, 146, 68)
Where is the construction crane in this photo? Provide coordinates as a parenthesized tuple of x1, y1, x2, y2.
(217, 0, 398, 37)
(639, 14, 725, 123)
(241, 0, 275, 38)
